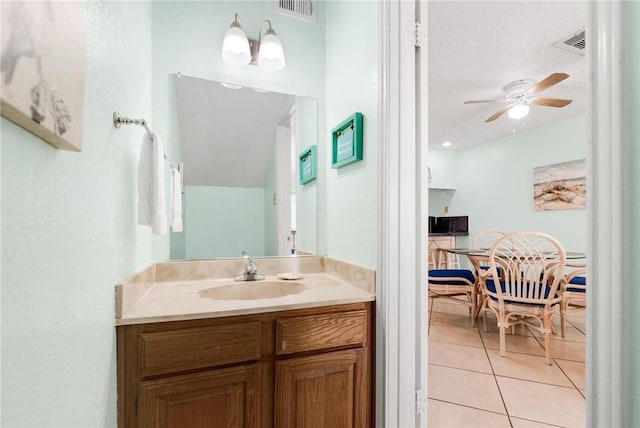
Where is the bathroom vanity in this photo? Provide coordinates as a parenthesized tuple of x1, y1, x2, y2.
(116, 257, 375, 428)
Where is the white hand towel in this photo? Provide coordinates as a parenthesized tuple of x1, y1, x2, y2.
(171, 167, 183, 232)
(137, 130, 167, 235)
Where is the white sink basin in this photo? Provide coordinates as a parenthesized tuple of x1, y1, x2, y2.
(199, 281, 307, 301)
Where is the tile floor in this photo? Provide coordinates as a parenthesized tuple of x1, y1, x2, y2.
(428, 298, 586, 428)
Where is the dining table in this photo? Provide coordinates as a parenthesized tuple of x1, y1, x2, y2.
(446, 248, 587, 260)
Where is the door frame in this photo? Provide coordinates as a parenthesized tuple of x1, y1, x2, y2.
(377, 0, 638, 426)
(377, 1, 427, 426)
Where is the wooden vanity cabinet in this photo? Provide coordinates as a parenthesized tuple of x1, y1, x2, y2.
(117, 302, 374, 428)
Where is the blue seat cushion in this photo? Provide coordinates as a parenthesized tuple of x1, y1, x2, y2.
(567, 276, 586, 293)
(428, 269, 475, 286)
(486, 279, 559, 305)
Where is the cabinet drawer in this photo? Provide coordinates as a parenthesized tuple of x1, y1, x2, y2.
(276, 310, 368, 355)
(139, 321, 262, 376)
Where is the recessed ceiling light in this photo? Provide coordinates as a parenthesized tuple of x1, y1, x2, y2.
(442, 141, 452, 147)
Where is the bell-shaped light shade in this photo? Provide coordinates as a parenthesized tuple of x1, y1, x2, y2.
(258, 31, 286, 71)
(508, 103, 530, 119)
(222, 24, 251, 66)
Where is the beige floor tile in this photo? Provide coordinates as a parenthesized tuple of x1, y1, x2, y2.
(530, 326, 585, 343)
(430, 311, 475, 328)
(497, 377, 586, 427)
(481, 332, 547, 357)
(431, 299, 474, 316)
(510, 417, 564, 428)
(566, 307, 586, 318)
(545, 340, 586, 363)
(428, 399, 511, 428)
(428, 365, 507, 414)
(555, 359, 586, 390)
(486, 350, 573, 387)
(429, 341, 492, 373)
(479, 318, 533, 337)
(428, 323, 484, 348)
(566, 316, 586, 332)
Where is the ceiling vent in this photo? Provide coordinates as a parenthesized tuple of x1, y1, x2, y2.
(555, 29, 586, 55)
(275, 0, 316, 22)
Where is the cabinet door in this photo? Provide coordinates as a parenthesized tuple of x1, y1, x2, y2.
(275, 349, 370, 428)
(139, 363, 267, 428)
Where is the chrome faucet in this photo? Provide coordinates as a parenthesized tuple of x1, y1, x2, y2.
(234, 251, 265, 281)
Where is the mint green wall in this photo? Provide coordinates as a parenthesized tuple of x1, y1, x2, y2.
(1, 3, 157, 426)
(428, 189, 455, 216)
(628, 2, 640, 423)
(184, 186, 265, 259)
(150, 2, 327, 259)
(324, 1, 378, 268)
(446, 115, 587, 252)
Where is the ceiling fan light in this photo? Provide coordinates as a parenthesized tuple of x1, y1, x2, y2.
(508, 103, 530, 120)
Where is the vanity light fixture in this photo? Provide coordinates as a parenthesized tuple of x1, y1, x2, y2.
(221, 14, 251, 66)
(221, 14, 286, 71)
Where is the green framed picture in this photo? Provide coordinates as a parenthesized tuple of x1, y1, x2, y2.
(331, 112, 363, 169)
(299, 145, 317, 185)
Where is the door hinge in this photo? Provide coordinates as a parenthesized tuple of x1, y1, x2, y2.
(416, 389, 427, 414)
(414, 22, 426, 48)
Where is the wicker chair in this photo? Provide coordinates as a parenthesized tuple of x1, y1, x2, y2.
(559, 262, 587, 337)
(477, 231, 566, 364)
(470, 230, 506, 313)
(472, 229, 507, 251)
(429, 249, 478, 326)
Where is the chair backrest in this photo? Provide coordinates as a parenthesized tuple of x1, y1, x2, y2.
(472, 230, 506, 269)
(486, 231, 567, 304)
(472, 229, 507, 250)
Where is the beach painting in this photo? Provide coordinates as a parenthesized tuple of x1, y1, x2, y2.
(533, 159, 586, 211)
(0, 0, 88, 151)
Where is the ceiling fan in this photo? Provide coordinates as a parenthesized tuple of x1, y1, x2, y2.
(464, 73, 573, 122)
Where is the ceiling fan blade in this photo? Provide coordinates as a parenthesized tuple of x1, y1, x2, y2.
(485, 106, 511, 122)
(531, 98, 573, 107)
(464, 99, 508, 104)
(526, 73, 570, 95)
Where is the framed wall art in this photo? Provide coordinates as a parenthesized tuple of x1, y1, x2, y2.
(0, 0, 89, 152)
(298, 145, 317, 185)
(331, 112, 363, 169)
(533, 159, 586, 211)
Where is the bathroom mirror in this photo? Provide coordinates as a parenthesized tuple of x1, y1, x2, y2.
(170, 74, 317, 259)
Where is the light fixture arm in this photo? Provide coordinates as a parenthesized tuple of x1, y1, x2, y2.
(231, 13, 242, 28)
(258, 19, 276, 43)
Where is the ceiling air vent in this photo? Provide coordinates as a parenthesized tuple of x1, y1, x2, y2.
(555, 29, 586, 55)
(275, 0, 316, 22)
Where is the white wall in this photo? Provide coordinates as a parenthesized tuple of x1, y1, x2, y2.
(295, 97, 318, 254)
(1, 3, 157, 426)
(324, 1, 378, 268)
(444, 115, 588, 252)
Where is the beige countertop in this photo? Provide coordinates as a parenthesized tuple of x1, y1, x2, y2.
(116, 257, 376, 326)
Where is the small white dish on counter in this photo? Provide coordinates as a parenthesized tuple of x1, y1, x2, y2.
(277, 272, 303, 280)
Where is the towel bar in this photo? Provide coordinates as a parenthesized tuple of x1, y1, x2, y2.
(113, 111, 147, 129)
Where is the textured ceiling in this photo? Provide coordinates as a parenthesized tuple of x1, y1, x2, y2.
(428, 0, 587, 150)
